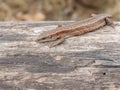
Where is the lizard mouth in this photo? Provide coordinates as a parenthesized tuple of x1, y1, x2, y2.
(36, 36, 59, 43)
(36, 37, 46, 42)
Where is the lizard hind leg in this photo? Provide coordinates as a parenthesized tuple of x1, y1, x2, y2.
(105, 17, 114, 28)
(105, 17, 113, 25)
(49, 37, 65, 47)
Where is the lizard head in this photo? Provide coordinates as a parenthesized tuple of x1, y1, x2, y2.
(36, 34, 58, 43)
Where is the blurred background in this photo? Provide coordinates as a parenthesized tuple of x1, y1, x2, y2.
(0, 0, 120, 21)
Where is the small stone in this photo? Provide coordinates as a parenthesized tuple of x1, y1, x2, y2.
(54, 55, 62, 61)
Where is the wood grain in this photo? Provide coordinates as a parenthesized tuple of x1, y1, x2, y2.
(0, 21, 120, 90)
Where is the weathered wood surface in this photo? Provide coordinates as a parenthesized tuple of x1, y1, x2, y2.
(0, 21, 120, 90)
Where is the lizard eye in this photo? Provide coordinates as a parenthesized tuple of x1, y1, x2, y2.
(42, 37, 46, 40)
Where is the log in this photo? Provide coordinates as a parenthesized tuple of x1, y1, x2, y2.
(0, 21, 120, 90)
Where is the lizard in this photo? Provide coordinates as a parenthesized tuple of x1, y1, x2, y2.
(36, 13, 113, 47)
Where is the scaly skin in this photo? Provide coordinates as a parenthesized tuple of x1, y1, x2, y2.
(36, 13, 112, 47)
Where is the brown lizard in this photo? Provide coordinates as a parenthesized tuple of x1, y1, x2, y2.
(36, 13, 113, 47)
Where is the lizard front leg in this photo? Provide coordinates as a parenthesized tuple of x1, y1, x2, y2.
(50, 36, 65, 47)
(57, 24, 62, 27)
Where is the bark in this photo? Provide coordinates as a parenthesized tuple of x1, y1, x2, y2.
(0, 21, 120, 90)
